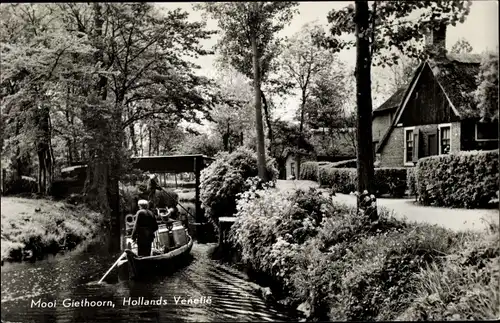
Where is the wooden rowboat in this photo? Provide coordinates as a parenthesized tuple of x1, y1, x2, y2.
(117, 234, 194, 280)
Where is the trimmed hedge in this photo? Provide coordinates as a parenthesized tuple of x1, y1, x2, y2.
(416, 150, 498, 208)
(330, 159, 356, 168)
(318, 166, 407, 197)
(300, 162, 318, 181)
(300, 159, 356, 182)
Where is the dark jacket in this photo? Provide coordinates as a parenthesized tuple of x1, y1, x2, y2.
(147, 178, 162, 193)
(132, 209, 158, 242)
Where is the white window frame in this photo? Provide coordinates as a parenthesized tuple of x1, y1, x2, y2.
(438, 123, 452, 155)
(475, 123, 498, 142)
(403, 126, 415, 166)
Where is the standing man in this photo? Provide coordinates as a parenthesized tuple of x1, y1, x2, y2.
(132, 199, 158, 257)
(147, 174, 163, 209)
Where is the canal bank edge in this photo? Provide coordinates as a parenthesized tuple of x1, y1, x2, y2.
(1, 196, 104, 263)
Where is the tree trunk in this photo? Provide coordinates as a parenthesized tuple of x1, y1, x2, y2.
(261, 90, 273, 143)
(139, 123, 144, 156)
(250, 21, 268, 182)
(296, 88, 308, 181)
(129, 122, 137, 156)
(82, 2, 122, 253)
(223, 121, 230, 152)
(148, 128, 152, 156)
(354, 1, 377, 220)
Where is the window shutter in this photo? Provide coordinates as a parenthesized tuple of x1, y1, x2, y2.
(412, 129, 420, 163)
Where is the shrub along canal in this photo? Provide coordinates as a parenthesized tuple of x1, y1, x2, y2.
(1, 233, 298, 322)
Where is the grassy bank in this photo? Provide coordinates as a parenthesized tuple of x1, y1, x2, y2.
(229, 186, 500, 321)
(1, 197, 102, 263)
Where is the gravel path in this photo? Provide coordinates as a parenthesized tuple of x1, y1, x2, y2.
(276, 180, 498, 232)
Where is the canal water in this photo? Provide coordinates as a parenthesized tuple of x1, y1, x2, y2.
(1, 240, 298, 322)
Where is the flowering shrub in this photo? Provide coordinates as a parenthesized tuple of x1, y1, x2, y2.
(231, 185, 498, 321)
(199, 147, 278, 227)
(230, 184, 336, 293)
(416, 150, 498, 208)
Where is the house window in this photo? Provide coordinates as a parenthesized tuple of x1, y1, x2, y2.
(475, 122, 498, 141)
(290, 162, 296, 178)
(439, 124, 451, 154)
(404, 127, 415, 165)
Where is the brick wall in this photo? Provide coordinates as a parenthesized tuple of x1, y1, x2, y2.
(379, 127, 405, 167)
(372, 113, 392, 142)
(379, 122, 463, 168)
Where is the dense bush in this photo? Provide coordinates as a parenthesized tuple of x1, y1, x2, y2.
(317, 167, 407, 197)
(299, 162, 318, 181)
(230, 183, 338, 294)
(199, 147, 278, 226)
(407, 167, 417, 197)
(299, 159, 357, 182)
(373, 168, 408, 197)
(416, 150, 498, 208)
(319, 166, 356, 193)
(50, 178, 85, 199)
(4, 176, 38, 195)
(399, 230, 499, 320)
(230, 185, 498, 321)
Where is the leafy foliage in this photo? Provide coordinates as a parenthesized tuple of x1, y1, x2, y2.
(320, 1, 473, 65)
(198, 2, 298, 82)
(407, 167, 417, 197)
(230, 183, 497, 320)
(174, 133, 222, 157)
(268, 119, 315, 172)
(197, 2, 299, 181)
(230, 185, 338, 292)
(474, 52, 499, 122)
(416, 150, 498, 208)
(199, 147, 278, 227)
(451, 38, 474, 54)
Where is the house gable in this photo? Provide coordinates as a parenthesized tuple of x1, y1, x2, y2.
(377, 56, 479, 154)
(397, 63, 461, 126)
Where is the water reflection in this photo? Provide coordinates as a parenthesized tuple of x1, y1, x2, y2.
(1, 242, 296, 322)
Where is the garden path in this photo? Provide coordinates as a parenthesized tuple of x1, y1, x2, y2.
(276, 180, 499, 232)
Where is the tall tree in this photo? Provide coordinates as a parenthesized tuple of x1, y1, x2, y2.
(320, 0, 472, 218)
(197, 2, 298, 182)
(2, 3, 218, 250)
(280, 23, 339, 176)
(210, 69, 254, 152)
(1, 4, 93, 194)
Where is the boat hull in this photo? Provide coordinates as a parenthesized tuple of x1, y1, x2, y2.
(117, 235, 193, 280)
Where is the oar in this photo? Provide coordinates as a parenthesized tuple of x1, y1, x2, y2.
(160, 187, 195, 218)
(98, 252, 126, 284)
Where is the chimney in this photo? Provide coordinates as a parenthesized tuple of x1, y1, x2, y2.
(424, 22, 447, 54)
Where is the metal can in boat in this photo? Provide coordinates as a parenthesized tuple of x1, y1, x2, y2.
(156, 226, 171, 247)
(172, 222, 188, 246)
